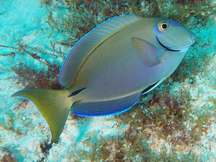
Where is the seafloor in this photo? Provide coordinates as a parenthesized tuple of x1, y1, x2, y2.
(0, 0, 215, 161)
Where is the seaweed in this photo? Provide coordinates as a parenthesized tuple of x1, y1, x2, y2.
(37, 141, 57, 162)
(43, 0, 216, 40)
(0, 110, 33, 136)
(36, 157, 45, 162)
(40, 141, 53, 155)
(0, 42, 63, 64)
(1, 152, 18, 162)
(99, 85, 215, 160)
(12, 62, 61, 90)
(0, 42, 63, 90)
(1, 146, 23, 162)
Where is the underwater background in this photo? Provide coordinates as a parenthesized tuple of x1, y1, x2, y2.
(0, 0, 215, 161)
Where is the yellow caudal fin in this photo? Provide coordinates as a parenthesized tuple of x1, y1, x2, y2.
(12, 88, 73, 142)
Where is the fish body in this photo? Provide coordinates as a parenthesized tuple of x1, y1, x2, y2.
(12, 14, 195, 142)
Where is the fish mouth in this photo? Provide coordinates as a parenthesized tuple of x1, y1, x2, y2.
(156, 37, 180, 52)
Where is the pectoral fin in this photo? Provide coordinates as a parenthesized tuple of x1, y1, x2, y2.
(131, 37, 162, 66)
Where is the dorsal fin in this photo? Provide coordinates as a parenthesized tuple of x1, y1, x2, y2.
(58, 14, 141, 87)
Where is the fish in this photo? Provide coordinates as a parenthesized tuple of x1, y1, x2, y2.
(12, 14, 195, 142)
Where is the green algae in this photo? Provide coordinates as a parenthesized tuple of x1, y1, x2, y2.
(69, 87, 215, 161)
(0, 42, 63, 91)
(12, 62, 61, 90)
(43, 0, 216, 40)
(1, 146, 24, 162)
(1, 152, 18, 162)
(0, 110, 33, 136)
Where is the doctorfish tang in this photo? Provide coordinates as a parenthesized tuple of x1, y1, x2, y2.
(12, 14, 195, 142)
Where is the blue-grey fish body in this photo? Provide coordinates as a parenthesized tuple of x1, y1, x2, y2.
(12, 14, 195, 142)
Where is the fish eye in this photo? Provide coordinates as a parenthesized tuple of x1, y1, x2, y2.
(158, 21, 169, 32)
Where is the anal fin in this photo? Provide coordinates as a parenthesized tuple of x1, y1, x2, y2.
(73, 92, 141, 117)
